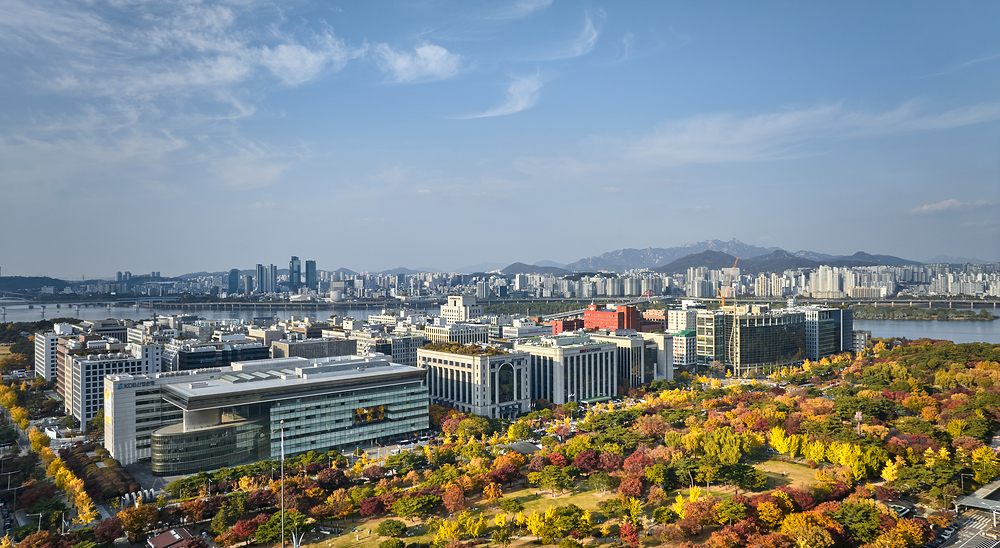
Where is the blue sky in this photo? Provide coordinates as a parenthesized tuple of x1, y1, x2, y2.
(1, 0, 998, 278)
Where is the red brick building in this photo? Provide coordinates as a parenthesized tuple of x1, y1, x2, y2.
(551, 318, 584, 335)
(583, 304, 641, 331)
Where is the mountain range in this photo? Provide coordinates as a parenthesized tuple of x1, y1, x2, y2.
(653, 249, 924, 276)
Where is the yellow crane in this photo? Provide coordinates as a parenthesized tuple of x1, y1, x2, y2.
(718, 257, 739, 307)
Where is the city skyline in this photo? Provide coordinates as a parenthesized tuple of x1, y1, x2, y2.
(1, 1, 998, 277)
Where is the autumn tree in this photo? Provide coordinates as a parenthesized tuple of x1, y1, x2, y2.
(443, 484, 466, 513)
(117, 504, 159, 540)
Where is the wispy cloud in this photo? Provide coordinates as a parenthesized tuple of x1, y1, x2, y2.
(483, 0, 553, 21)
(374, 43, 466, 83)
(912, 199, 996, 214)
(535, 14, 600, 60)
(515, 100, 1000, 179)
(926, 53, 1000, 77)
(617, 32, 635, 62)
(622, 101, 1000, 168)
(459, 73, 544, 119)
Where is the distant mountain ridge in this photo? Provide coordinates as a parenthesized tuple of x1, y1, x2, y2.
(565, 239, 778, 272)
(501, 262, 572, 276)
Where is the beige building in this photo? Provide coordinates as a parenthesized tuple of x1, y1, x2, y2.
(418, 346, 529, 419)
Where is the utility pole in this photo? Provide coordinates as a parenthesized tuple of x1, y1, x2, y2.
(280, 420, 285, 548)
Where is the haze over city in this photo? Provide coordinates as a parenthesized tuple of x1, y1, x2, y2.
(1, 1, 998, 278)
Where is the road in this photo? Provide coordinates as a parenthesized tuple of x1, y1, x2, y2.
(950, 510, 1000, 548)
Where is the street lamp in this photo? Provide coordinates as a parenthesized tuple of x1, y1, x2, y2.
(26, 512, 42, 532)
(960, 473, 973, 493)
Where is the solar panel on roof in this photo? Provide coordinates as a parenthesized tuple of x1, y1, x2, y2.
(252, 372, 270, 379)
(237, 373, 255, 380)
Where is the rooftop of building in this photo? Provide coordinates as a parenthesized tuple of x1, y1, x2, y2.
(158, 354, 423, 408)
(513, 333, 612, 349)
(420, 343, 511, 356)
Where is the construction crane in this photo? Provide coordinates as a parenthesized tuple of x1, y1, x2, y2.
(718, 257, 739, 307)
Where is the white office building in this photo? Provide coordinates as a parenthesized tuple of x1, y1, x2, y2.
(65, 343, 161, 425)
(439, 295, 483, 324)
(34, 323, 73, 381)
(514, 334, 618, 405)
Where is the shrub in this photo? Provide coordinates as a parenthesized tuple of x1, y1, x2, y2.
(379, 539, 406, 548)
(376, 519, 408, 538)
(499, 498, 523, 513)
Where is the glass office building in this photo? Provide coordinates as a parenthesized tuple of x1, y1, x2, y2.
(150, 355, 427, 475)
(696, 305, 850, 377)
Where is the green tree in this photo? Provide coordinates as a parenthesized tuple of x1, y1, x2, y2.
(210, 506, 232, 536)
(87, 408, 104, 434)
(390, 495, 439, 521)
(529, 465, 572, 496)
(376, 519, 407, 537)
(832, 502, 882, 544)
(713, 499, 746, 526)
(255, 510, 311, 544)
(508, 422, 533, 441)
(588, 472, 614, 494)
(378, 540, 405, 548)
(491, 527, 513, 548)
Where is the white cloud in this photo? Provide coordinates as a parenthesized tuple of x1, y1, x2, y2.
(484, 0, 553, 20)
(374, 44, 465, 84)
(459, 73, 544, 119)
(260, 35, 366, 86)
(249, 201, 275, 209)
(1, 0, 363, 99)
(912, 199, 996, 214)
(536, 14, 599, 60)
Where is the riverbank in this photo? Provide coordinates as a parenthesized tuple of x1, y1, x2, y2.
(853, 305, 996, 321)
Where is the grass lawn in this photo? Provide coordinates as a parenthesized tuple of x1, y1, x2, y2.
(755, 459, 816, 491)
(299, 484, 615, 548)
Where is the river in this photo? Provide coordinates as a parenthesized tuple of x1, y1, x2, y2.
(2, 302, 999, 344)
(0, 302, 439, 324)
(853, 319, 1000, 344)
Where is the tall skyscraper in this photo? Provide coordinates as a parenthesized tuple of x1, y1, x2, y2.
(228, 269, 239, 294)
(305, 260, 317, 291)
(269, 264, 278, 293)
(256, 264, 267, 293)
(289, 256, 301, 290)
